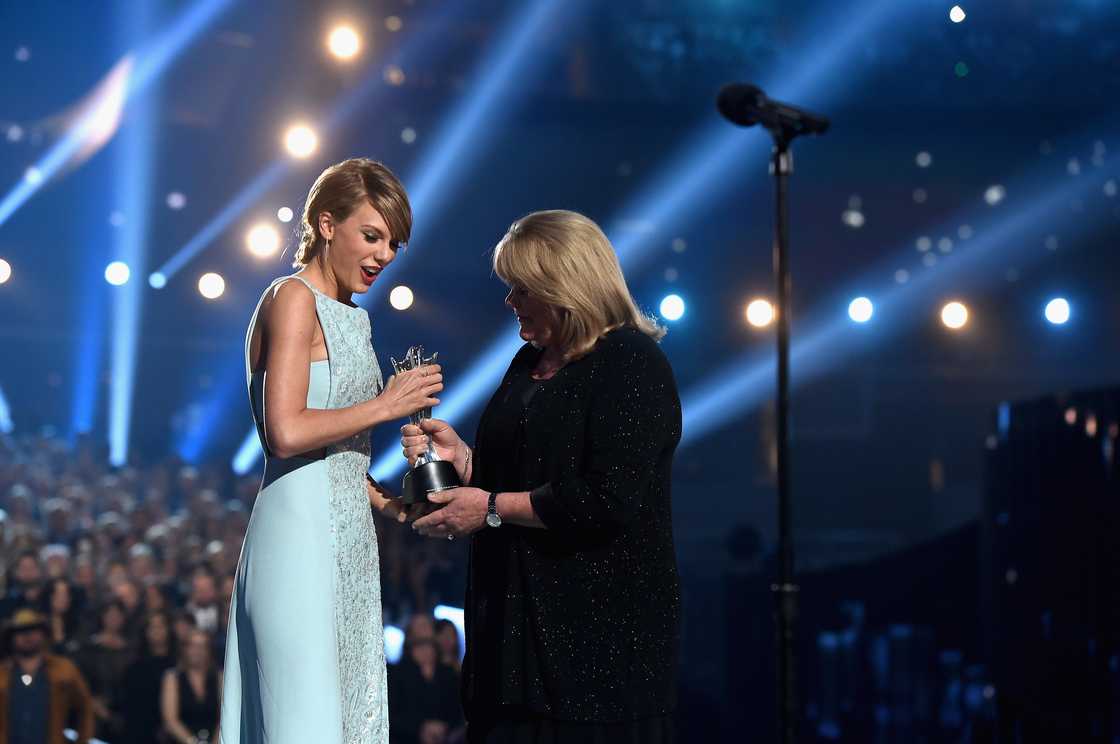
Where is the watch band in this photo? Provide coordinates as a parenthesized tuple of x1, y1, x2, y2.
(486, 491, 502, 528)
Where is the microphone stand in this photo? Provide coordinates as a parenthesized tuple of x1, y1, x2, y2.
(717, 83, 827, 744)
(769, 129, 798, 744)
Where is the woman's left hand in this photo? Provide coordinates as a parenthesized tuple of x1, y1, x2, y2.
(367, 478, 408, 524)
(412, 487, 489, 539)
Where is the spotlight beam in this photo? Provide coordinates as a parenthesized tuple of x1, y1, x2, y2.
(0, 0, 232, 228)
(679, 148, 1120, 445)
(358, 0, 585, 308)
(157, 5, 459, 282)
(109, 2, 159, 467)
(365, 0, 919, 482)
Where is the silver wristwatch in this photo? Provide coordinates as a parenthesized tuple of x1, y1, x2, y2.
(485, 491, 502, 528)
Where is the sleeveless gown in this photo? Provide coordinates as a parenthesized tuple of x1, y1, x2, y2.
(219, 275, 388, 744)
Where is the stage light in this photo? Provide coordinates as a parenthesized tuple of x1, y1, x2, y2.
(246, 223, 281, 258)
(14, 46, 30, 62)
(105, 261, 131, 286)
(984, 185, 1006, 206)
(913, 188, 928, 204)
(198, 272, 225, 299)
(0, 384, 11, 434)
(940, 301, 968, 330)
(23, 167, 43, 185)
(949, 6, 966, 23)
(389, 285, 414, 311)
(659, 294, 685, 321)
(384, 625, 404, 663)
(1067, 158, 1081, 176)
(1044, 297, 1070, 325)
(938, 237, 954, 253)
(327, 25, 361, 60)
(954, 61, 969, 78)
(277, 206, 293, 223)
(0, 259, 10, 284)
(664, 268, 679, 282)
(894, 269, 910, 284)
(0, 0, 232, 229)
(6, 125, 23, 143)
(400, 127, 417, 144)
(149, 272, 166, 289)
(848, 297, 873, 323)
(385, 16, 403, 33)
(166, 191, 186, 210)
(958, 224, 973, 239)
(746, 299, 775, 328)
(841, 209, 865, 228)
(916, 236, 932, 252)
(1105, 180, 1118, 197)
(384, 65, 405, 86)
(671, 237, 687, 253)
(284, 124, 318, 159)
(916, 151, 932, 168)
(232, 430, 262, 475)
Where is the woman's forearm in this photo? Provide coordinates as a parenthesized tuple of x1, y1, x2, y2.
(267, 397, 394, 459)
(495, 491, 546, 529)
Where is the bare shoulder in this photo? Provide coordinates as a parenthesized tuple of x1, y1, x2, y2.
(263, 278, 316, 335)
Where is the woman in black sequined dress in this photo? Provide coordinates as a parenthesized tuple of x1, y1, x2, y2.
(403, 210, 682, 744)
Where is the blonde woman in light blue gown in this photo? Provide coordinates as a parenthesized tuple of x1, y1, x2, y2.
(219, 159, 442, 744)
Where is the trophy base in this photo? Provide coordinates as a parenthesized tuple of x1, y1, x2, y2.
(400, 460, 461, 505)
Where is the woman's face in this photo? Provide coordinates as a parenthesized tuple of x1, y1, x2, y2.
(147, 614, 170, 650)
(185, 630, 209, 669)
(49, 581, 71, 613)
(320, 202, 398, 296)
(505, 285, 557, 349)
(436, 624, 458, 655)
(145, 584, 166, 612)
(102, 605, 125, 634)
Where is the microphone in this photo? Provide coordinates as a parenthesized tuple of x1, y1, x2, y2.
(717, 83, 830, 137)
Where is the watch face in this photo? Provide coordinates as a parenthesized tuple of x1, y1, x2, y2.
(486, 512, 502, 528)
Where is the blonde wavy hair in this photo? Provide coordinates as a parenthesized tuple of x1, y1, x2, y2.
(493, 210, 665, 361)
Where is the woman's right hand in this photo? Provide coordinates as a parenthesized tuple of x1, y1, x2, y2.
(401, 419, 462, 467)
(378, 366, 443, 421)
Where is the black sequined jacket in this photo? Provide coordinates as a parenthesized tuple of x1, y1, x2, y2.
(464, 326, 682, 722)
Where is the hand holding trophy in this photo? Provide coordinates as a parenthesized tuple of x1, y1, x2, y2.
(390, 345, 462, 504)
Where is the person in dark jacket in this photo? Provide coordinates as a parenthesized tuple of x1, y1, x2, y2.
(404, 210, 682, 743)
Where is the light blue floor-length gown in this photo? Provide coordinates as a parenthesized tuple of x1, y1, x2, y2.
(219, 275, 388, 744)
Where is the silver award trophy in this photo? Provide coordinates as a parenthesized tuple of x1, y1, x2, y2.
(391, 345, 461, 504)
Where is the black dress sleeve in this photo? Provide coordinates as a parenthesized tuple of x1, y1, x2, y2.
(530, 332, 678, 533)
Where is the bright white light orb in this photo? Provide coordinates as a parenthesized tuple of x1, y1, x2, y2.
(1044, 297, 1070, 325)
(746, 299, 775, 328)
(327, 26, 361, 60)
(984, 184, 1006, 206)
(941, 301, 969, 330)
(149, 272, 167, 289)
(949, 6, 966, 23)
(277, 207, 294, 223)
(247, 223, 281, 258)
(659, 294, 685, 321)
(389, 286, 414, 311)
(198, 272, 225, 300)
(848, 297, 874, 323)
(166, 192, 186, 210)
(284, 124, 318, 158)
(0, 259, 11, 284)
(105, 261, 130, 286)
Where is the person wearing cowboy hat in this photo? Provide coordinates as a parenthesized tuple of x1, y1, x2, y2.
(0, 607, 94, 744)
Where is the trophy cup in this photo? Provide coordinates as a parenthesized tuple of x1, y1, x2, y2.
(391, 345, 461, 504)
